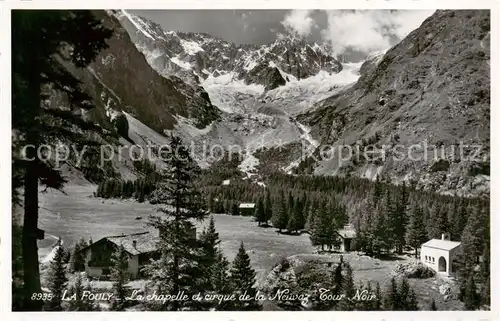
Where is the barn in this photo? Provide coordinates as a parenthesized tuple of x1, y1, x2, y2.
(337, 224, 356, 252)
(420, 234, 461, 277)
(238, 203, 255, 216)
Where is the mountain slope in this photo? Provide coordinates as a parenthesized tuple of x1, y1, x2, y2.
(66, 10, 221, 133)
(46, 10, 223, 182)
(299, 10, 490, 197)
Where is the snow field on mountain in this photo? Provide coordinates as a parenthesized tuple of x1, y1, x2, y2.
(264, 62, 363, 115)
(201, 72, 265, 113)
(180, 39, 205, 55)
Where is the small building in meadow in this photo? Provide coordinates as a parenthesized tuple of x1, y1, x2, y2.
(337, 224, 356, 252)
(420, 233, 461, 277)
(79, 232, 159, 279)
(239, 203, 255, 216)
(222, 179, 231, 186)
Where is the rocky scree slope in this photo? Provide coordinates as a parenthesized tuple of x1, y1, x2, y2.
(299, 10, 490, 197)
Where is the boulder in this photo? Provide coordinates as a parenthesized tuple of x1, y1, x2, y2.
(439, 284, 452, 295)
(392, 260, 436, 278)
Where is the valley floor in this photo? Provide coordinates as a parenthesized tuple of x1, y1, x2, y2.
(37, 184, 464, 310)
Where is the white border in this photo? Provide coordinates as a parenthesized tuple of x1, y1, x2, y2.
(0, 1, 498, 321)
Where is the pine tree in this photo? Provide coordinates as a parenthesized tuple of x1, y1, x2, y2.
(383, 277, 399, 310)
(229, 242, 261, 311)
(427, 202, 448, 239)
(310, 201, 333, 251)
(110, 244, 130, 311)
(457, 206, 487, 291)
(406, 204, 428, 258)
(46, 241, 68, 311)
(451, 200, 468, 241)
(68, 238, 88, 272)
(398, 277, 411, 310)
(371, 205, 390, 257)
(392, 183, 408, 253)
(198, 216, 231, 310)
(407, 289, 419, 310)
(12, 11, 112, 310)
(357, 198, 376, 256)
(144, 135, 208, 311)
(67, 273, 98, 311)
(254, 199, 266, 226)
(231, 203, 240, 216)
(264, 191, 273, 223)
(212, 252, 234, 311)
(374, 282, 382, 310)
(338, 263, 355, 311)
(304, 198, 316, 231)
(463, 276, 480, 310)
(271, 192, 288, 233)
(479, 242, 490, 306)
(287, 198, 303, 234)
(332, 257, 344, 297)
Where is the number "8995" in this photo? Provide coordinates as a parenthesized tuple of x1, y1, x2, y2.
(31, 293, 53, 301)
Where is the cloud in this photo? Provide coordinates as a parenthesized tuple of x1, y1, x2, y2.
(321, 10, 434, 55)
(281, 10, 317, 37)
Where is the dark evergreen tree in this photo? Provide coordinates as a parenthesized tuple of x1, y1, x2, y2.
(110, 244, 130, 311)
(271, 192, 288, 233)
(198, 216, 232, 310)
(451, 200, 468, 241)
(407, 289, 419, 310)
(144, 135, 208, 311)
(398, 277, 411, 310)
(254, 199, 266, 226)
(229, 242, 262, 311)
(406, 204, 428, 258)
(392, 182, 408, 253)
(457, 206, 488, 296)
(212, 252, 234, 310)
(264, 191, 273, 223)
(12, 11, 112, 310)
(68, 238, 88, 272)
(231, 203, 240, 216)
(374, 282, 382, 310)
(463, 276, 480, 310)
(371, 205, 390, 257)
(46, 242, 68, 311)
(287, 198, 303, 234)
(383, 277, 399, 310)
(310, 201, 334, 251)
(67, 273, 98, 311)
(338, 263, 355, 311)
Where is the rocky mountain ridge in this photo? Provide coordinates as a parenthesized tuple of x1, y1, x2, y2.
(113, 10, 343, 90)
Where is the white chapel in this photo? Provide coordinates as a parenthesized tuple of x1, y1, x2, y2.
(420, 233, 461, 277)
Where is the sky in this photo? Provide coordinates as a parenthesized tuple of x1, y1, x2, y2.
(133, 10, 435, 60)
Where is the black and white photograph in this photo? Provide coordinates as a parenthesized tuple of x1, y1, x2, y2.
(6, 2, 494, 316)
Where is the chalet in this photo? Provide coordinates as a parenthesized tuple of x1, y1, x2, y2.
(337, 224, 356, 252)
(79, 232, 158, 279)
(222, 179, 231, 186)
(420, 233, 461, 277)
(79, 227, 198, 279)
(239, 203, 255, 216)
